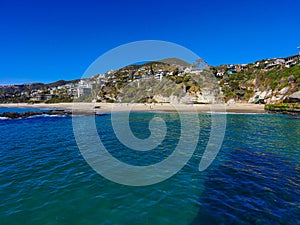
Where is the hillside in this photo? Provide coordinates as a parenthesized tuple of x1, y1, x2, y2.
(0, 55, 299, 105)
(0, 80, 79, 103)
(158, 58, 191, 67)
(212, 57, 300, 103)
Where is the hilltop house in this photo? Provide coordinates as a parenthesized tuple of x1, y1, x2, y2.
(265, 58, 285, 70)
(184, 68, 191, 73)
(263, 55, 300, 69)
(226, 65, 237, 74)
(183, 65, 202, 75)
(216, 70, 225, 77)
(284, 54, 300, 67)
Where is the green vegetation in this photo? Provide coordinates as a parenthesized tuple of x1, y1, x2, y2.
(1, 57, 299, 104)
(265, 103, 300, 112)
(219, 64, 300, 101)
(45, 96, 73, 103)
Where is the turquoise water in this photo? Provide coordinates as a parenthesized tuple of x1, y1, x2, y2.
(0, 108, 299, 225)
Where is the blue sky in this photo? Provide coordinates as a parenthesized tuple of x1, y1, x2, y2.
(0, 0, 299, 84)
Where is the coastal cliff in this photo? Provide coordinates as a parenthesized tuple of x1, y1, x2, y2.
(0, 55, 299, 107)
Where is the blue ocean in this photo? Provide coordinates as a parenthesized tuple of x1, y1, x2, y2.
(0, 108, 299, 225)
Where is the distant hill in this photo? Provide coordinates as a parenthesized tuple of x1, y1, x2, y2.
(128, 58, 191, 68)
(0, 79, 79, 91)
(0, 83, 45, 94)
(158, 58, 191, 67)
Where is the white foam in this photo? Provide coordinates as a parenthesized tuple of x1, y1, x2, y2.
(27, 114, 66, 119)
(205, 111, 266, 115)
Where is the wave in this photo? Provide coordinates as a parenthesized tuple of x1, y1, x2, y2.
(0, 116, 10, 120)
(26, 114, 67, 119)
(205, 111, 266, 115)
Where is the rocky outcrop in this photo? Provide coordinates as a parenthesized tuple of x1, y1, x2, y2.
(248, 91, 267, 104)
(0, 110, 72, 119)
(153, 90, 220, 104)
(284, 91, 300, 103)
(248, 87, 300, 104)
(0, 109, 109, 119)
(227, 99, 236, 105)
(279, 87, 289, 95)
(265, 103, 300, 114)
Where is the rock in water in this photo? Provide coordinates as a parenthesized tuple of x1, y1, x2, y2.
(0, 110, 72, 119)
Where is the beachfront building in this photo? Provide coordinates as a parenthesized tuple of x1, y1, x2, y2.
(77, 87, 92, 98)
(76, 79, 96, 98)
(30, 94, 53, 101)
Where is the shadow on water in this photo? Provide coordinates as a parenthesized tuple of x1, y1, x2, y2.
(287, 114, 300, 120)
(190, 148, 300, 225)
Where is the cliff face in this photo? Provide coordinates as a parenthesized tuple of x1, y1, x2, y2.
(97, 61, 222, 104)
(1, 56, 299, 104)
(114, 57, 300, 104)
(212, 57, 300, 104)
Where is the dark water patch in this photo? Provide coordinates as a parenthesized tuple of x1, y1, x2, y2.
(190, 148, 300, 225)
(287, 114, 300, 120)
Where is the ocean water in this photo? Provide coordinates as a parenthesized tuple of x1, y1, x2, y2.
(0, 108, 299, 225)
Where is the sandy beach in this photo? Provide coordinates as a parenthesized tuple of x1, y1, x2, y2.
(0, 102, 265, 113)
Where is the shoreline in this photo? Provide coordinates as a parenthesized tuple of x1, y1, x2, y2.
(0, 103, 265, 114)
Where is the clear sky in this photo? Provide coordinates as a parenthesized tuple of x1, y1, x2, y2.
(0, 0, 299, 84)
